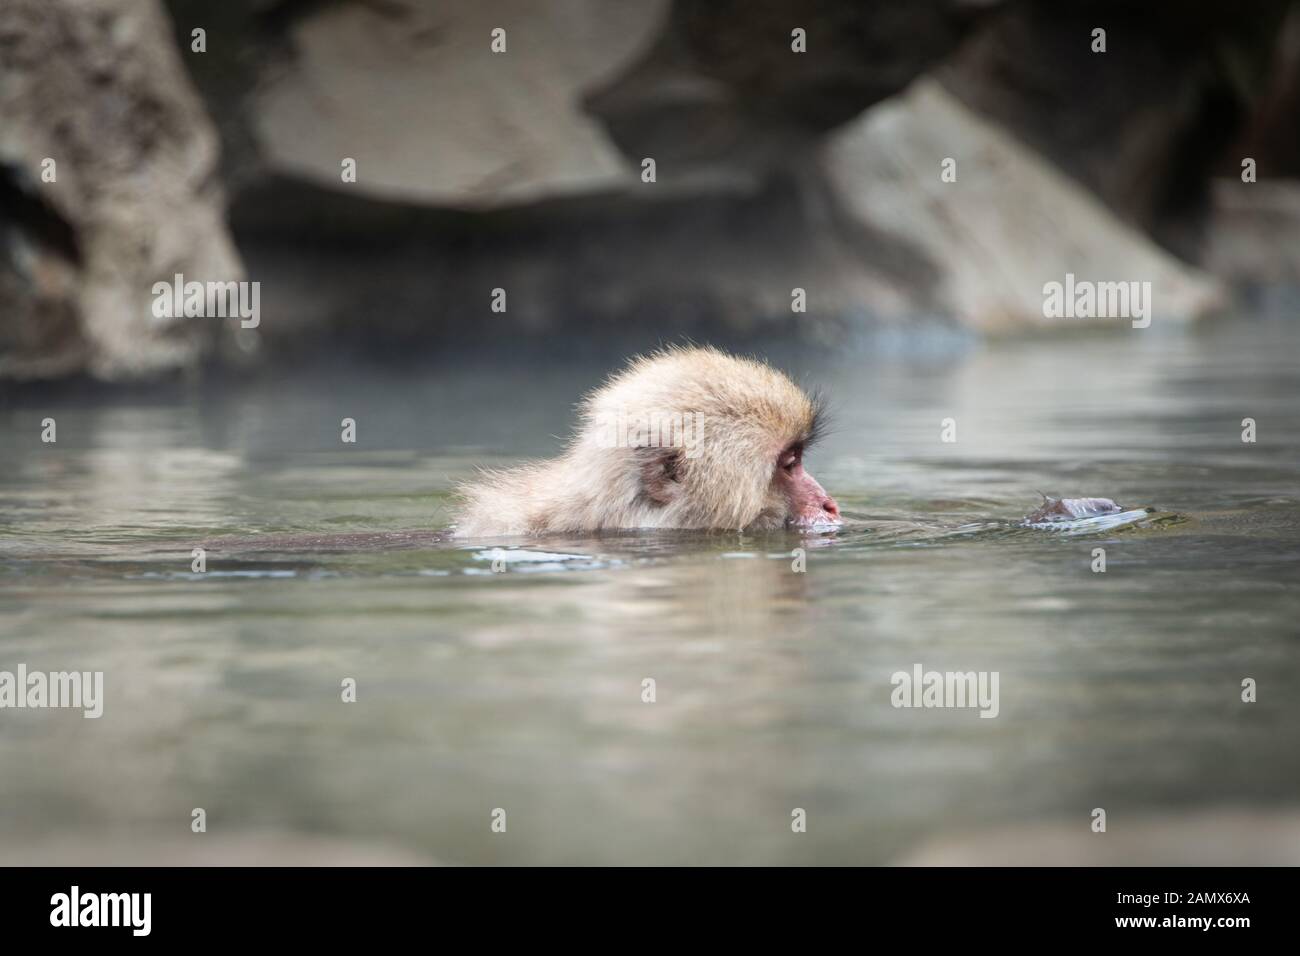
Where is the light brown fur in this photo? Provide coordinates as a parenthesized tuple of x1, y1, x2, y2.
(452, 346, 824, 537)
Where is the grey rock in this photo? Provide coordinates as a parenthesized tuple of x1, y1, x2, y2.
(821, 81, 1227, 331)
(0, 0, 245, 382)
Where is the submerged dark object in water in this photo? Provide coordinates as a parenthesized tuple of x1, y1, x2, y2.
(1024, 495, 1122, 524)
(1022, 495, 1154, 531)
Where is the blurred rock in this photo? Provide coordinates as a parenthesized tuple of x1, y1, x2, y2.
(940, 0, 1294, 260)
(9, 0, 1295, 384)
(585, 0, 987, 176)
(167, 0, 992, 352)
(896, 807, 1300, 865)
(1205, 178, 1300, 315)
(0, 173, 85, 379)
(0, 0, 244, 382)
(1234, 4, 1300, 180)
(1206, 3, 1300, 308)
(821, 80, 1227, 332)
(173, 0, 988, 206)
(226, 170, 929, 354)
(248, 0, 668, 207)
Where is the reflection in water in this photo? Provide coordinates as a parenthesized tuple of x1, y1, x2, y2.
(1, 316, 1298, 864)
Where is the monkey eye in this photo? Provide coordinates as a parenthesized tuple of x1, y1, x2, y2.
(779, 446, 802, 473)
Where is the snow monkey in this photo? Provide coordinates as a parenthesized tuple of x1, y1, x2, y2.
(453, 346, 841, 537)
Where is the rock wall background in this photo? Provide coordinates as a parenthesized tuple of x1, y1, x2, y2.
(2, 0, 1297, 382)
(0, 0, 242, 381)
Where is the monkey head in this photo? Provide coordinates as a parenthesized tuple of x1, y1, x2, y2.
(454, 346, 841, 537)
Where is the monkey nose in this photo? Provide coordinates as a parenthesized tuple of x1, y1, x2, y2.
(821, 495, 840, 518)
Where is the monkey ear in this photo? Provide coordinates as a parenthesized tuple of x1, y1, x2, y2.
(639, 448, 685, 506)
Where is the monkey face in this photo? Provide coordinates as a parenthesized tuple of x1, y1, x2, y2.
(631, 435, 840, 534)
(772, 442, 841, 531)
(740, 441, 841, 532)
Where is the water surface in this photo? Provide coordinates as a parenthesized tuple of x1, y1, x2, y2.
(2, 317, 1298, 864)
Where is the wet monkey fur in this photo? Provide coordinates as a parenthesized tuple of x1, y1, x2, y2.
(453, 346, 840, 537)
